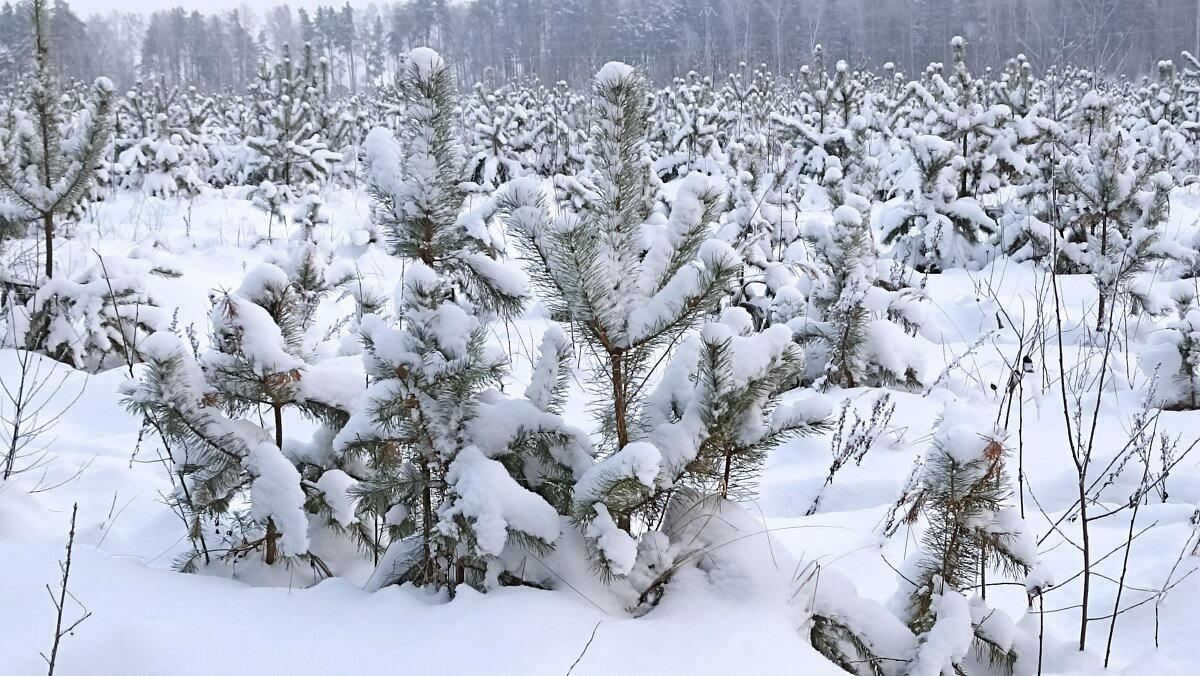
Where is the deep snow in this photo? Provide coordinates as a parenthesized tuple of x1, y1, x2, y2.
(3, 186, 1200, 675)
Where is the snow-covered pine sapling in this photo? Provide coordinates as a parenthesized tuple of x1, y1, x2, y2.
(204, 265, 354, 564)
(291, 185, 330, 243)
(498, 62, 741, 459)
(892, 404, 1042, 676)
(1140, 281, 1200, 410)
(267, 236, 335, 339)
(465, 81, 529, 190)
(251, 180, 286, 241)
(114, 82, 209, 198)
(363, 48, 524, 319)
(651, 72, 725, 181)
(21, 253, 169, 372)
(344, 49, 587, 593)
(799, 201, 875, 388)
(345, 265, 589, 591)
(281, 185, 335, 332)
(0, 0, 112, 280)
(718, 132, 799, 323)
(668, 316, 831, 500)
(572, 308, 830, 585)
(246, 43, 341, 198)
(880, 130, 997, 272)
(771, 47, 872, 194)
(795, 202, 923, 390)
(1058, 109, 1177, 333)
(932, 37, 1024, 203)
(121, 333, 260, 570)
(125, 262, 362, 571)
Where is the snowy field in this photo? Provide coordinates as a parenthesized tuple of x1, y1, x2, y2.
(6, 14, 1200, 671)
(3, 184, 1200, 676)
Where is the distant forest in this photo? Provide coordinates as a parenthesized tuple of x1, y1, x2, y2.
(4, 0, 1200, 92)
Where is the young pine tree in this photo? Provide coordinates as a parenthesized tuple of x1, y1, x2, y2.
(247, 43, 340, 200)
(891, 404, 1042, 676)
(881, 130, 997, 272)
(464, 80, 529, 190)
(576, 308, 831, 586)
(114, 81, 209, 197)
(499, 63, 741, 457)
(343, 48, 589, 593)
(500, 64, 827, 588)
(796, 199, 921, 390)
(0, 0, 112, 280)
(1140, 281, 1200, 410)
(124, 263, 363, 571)
(1058, 107, 1177, 333)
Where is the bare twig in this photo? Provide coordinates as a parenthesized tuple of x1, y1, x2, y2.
(41, 503, 91, 676)
(564, 621, 602, 676)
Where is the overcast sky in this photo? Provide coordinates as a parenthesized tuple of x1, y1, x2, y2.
(77, 0, 375, 17)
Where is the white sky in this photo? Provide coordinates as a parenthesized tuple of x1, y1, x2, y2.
(75, 0, 377, 18)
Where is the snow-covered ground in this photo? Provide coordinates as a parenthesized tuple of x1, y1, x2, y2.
(3, 187, 1200, 675)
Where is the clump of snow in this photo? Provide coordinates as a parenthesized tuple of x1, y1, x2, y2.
(315, 469, 359, 528)
(908, 590, 973, 676)
(575, 441, 662, 501)
(443, 446, 562, 556)
(208, 293, 304, 376)
(525, 326, 571, 412)
(584, 503, 638, 576)
(245, 443, 310, 557)
(595, 61, 636, 87)
(408, 47, 444, 82)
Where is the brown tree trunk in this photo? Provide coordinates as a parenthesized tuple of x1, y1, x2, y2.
(611, 349, 628, 450)
(263, 401, 286, 565)
(421, 457, 434, 585)
(1096, 215, 1110, 333)
(265, 517, 278, 564)
(42, 212, 53, 279)
(611, 349, 632, 531)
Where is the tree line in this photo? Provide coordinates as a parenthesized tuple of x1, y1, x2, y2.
(3, 0, 1200, 94)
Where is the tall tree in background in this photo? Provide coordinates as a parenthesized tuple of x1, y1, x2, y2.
(0, 2, 30, 86)
(48, 0, 86, 82)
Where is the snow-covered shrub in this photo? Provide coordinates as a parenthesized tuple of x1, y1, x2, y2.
(10, 253, 171, 372)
